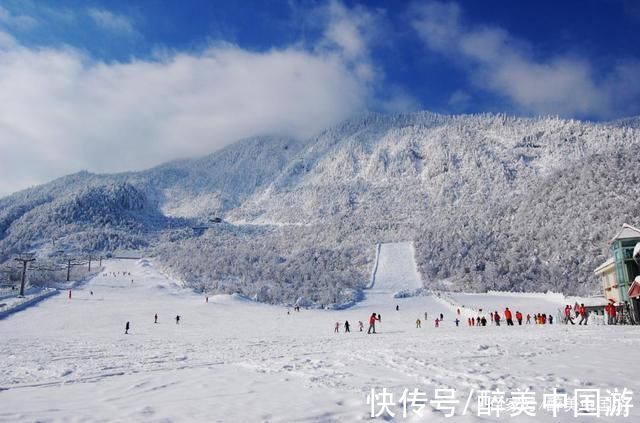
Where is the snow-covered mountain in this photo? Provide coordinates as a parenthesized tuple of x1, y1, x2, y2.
(227, 113, 640, 294)
(0, 136, 304, 261)
(2, 112, 640, 300)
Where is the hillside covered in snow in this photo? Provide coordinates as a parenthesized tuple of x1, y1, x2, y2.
(1, 112, 640, 303)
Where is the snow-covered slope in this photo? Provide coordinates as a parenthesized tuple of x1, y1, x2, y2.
(1, 259, 638, 422)
(0, 135, 305, 261)
(371, 242, 423, 293)
(230, 113, 640, 225)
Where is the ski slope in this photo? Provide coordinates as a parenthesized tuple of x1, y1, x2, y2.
(0, 256, 638, 422)
(357, 242, 455, 329)
(370, 242, 423, 293)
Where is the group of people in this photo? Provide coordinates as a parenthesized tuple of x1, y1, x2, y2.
(335, 306, 564, 333)
(466, 309, 555, 326)
(103, 271, 131, 277)
(125, 313, 181, 334)
(334, 312, 383, 334)
(287, 305, 302, 315)
(564, 302, 589, 325)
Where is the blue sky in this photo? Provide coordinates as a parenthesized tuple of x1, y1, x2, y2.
(0, 0, 639, 195)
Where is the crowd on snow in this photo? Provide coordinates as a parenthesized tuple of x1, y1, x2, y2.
(76, 270, 624, 334)
(329, 300, 624, 333)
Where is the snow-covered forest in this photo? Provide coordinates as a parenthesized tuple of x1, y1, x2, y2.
(1, 112, 640, 303)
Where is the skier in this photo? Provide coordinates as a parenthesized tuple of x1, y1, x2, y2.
(494, 312, 501, 326)
(424, 312, 428, 321)
(435, 318, 440, 328)
(344, 321, 350, 333)
(335, 322, 340, 333)
(439, 313, 444, 321)
(455, 318, 460, 327)
(90, 290, 93, 296)
(176, 315, 180, 324)
(396, 305, 399, 311)
(505, 307, 513, 326)
(367, 313, 379, 334)
(481, 316, 487, 326)
(549, 315, 554, 325)
(515, 311, 523, 325)
(125, 321, 130, 334)
(526, 314, 531, 324)
(206, 296, 209, 303)
(378, 314, 382, 322)
(68, 290, 72, 299)
(359, 321, 364, 332)
(416, 318, 421, 328)
(154, 313, 158, 324)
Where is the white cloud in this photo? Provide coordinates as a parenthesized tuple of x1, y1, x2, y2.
(322, 0, 371, 61)
(87, 8, 135, 36)
(448, 89, 471, 111)
(0, 29, 17, 49)
(0, 5, 38, 30)
(0, 1, 424, 196)
(315, 0, 385, 84)
(314, 1, 420, 112)
(0, 41, 370, 196)
(411, 1, 640, 119)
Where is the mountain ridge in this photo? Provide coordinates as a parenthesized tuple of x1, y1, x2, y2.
(1, 111, 639, 302)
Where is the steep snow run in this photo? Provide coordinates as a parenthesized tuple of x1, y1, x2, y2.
(370, 242, 423, 293)
(358, 241, 447, 316)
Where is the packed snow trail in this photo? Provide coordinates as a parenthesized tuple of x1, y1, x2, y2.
(369, 242, 423, 293)
(358, 242, 455, 323)
(0, 258, 639, 422)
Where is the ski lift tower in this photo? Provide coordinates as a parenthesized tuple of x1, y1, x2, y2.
(14, 253, 36, 297)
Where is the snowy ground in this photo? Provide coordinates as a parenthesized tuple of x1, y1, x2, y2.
(0, 244, 638, 422)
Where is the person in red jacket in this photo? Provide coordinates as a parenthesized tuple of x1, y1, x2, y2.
(515, 311, 523, 325)
(565, 305, 575, 325)
(367, 313, 379, 334)
(578, 304, 588, 325)
(606, 303, 617, 325)
(504, 307, 513, 326)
